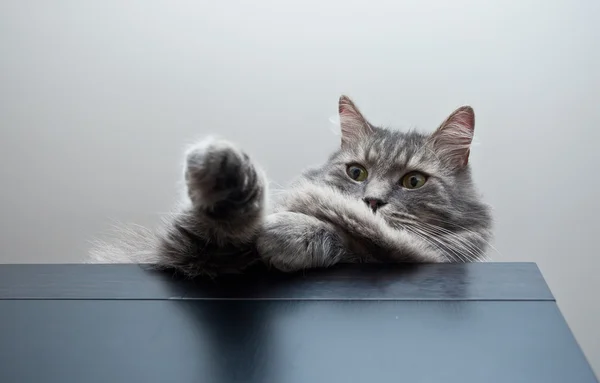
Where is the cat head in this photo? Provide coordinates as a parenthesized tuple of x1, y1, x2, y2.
(303, 95, 493, 261)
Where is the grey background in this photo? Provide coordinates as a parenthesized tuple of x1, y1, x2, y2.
(1, 0, 599, 374)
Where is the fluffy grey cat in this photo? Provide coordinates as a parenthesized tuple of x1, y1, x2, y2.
(90, 96, 492, 277)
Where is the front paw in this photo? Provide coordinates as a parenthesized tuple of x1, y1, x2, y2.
(185, 137, 258, 207)
(256, 212, 343, 272)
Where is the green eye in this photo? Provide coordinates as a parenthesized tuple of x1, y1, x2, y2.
(346, 164, 368, 182)
(401, 171, 427, 189)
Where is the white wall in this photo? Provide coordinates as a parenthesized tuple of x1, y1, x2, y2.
(1, 0, 599, 373)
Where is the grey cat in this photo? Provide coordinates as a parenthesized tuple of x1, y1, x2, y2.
(90, 96, 492, 276)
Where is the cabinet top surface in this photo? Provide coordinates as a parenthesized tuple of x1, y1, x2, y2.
(0, 262, 553, 301)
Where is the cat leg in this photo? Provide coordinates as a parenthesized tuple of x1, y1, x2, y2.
(182, 137, 266, 243)
(273, 181, 444, 264)
(153, 137, 268, 276)
(256, 211, 350, 272)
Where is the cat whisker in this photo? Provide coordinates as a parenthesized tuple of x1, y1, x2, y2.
(397, 218, 485, 262)
(423, 216, 501, 258)
(409, 221, 486, 262)
(424, 227, 483, 262)
(404, 225, 470, 263)
(401, 226, 452, 262)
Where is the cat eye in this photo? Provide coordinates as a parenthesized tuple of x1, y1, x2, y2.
(401, 171, 427, 189)
(346, 164, 368, 182)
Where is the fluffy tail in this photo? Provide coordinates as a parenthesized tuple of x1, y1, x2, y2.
(87, 212, 262, 278)
(87, 222, 164, 265)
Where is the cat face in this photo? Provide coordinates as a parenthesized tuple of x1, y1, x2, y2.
(301, 96, 492, 261)
(324, 127, 480, 226)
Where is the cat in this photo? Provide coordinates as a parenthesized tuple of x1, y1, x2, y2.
(90, 96, 492, 277)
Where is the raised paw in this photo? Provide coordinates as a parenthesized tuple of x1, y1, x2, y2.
(256, 212, 345, 272)
(184, 137, 261, 209)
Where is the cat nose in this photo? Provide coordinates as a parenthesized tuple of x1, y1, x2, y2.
(363, 197, 387, 212)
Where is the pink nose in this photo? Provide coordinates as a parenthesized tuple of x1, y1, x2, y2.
(363, 198, 387, 212)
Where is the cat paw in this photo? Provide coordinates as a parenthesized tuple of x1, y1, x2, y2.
(184, 137, 259, 208)
(257, 212, 343, 272)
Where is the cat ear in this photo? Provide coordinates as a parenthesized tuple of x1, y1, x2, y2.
(430, 106, 475, 169)
(339, 95, 373, 147)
